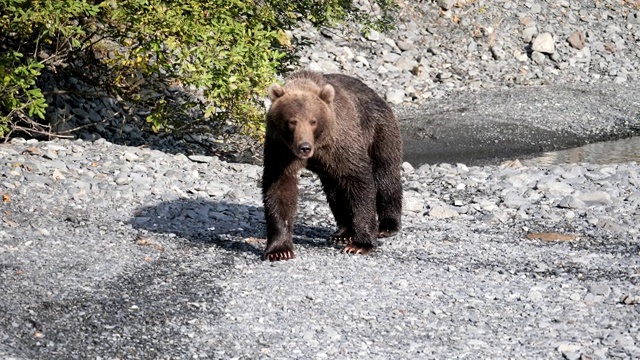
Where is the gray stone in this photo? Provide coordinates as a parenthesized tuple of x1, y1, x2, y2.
(531, 51, 546, 64)
(532, 33, 555, 54)
(365, 29, 380, 41)
(317, 60, 340, 73)
(514, 50, 529, 62)
(437, 0, 454, 10)
(383, 38, 397, 50)
(523, 26, 538, 43)
(123, 152, 139, 162)
(122, 124, 135, 133)
(537, 180, 573, 197)
(395, 56, 419, 71)
(402, 162, 414, 174)
(567, 31, 586, 50)
(491, 46, 506, 60)
(397, 40, 414, 51)
(561, 166, 584, 179)
(88, 109, 102, 122)
(557, 195, 585, 209)
(403, 195, 424, 213)
(52, 169, 65, 180)
(206, 183, 232, 198)
(43, 149, 59, 160)
(481, 213, 501, 225)
(588, 284, 611, 297)
(578, 191, 612, 205)
(385, 89, 405, 105)
(72, 108, 89, 119)
(562, 351, 581, 360)
(429, 205, 459, 219)
(308, 62, 324, 73)
(355, 56, 369, 67)
(383, 52, 401, 63)
(115, 176, 131, 185)
(502, 192, 530, 209)
(529, 4, 542, 14)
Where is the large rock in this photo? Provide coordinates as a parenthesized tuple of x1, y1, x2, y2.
(532, 32, 555, 54)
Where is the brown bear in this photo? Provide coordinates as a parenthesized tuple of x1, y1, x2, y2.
(261, 70, 403, 261)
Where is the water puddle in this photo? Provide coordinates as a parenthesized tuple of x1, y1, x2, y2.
(518, 136, 640, 167)
(407, 136, 640, 167)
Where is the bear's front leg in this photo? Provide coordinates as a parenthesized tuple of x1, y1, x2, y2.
(262, 158, 299, 261)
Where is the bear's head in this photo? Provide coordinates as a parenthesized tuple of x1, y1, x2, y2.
(267, 82, 335, 159)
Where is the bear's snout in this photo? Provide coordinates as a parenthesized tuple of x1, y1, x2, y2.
(297, 142, 313, 158)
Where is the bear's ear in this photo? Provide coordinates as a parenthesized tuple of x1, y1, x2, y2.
(319, 84, 335, 104)
(269, 84, 285, 101)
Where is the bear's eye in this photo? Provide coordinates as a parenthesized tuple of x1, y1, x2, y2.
(309, 119, 317, 126)
(288, 120, 298, 127)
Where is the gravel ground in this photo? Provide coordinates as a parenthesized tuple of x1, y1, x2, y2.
(2, 1, 640, 359)
(1, 137, 639, 359)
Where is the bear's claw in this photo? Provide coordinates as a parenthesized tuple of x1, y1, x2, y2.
(329, 227, 354, 245)
(329, 235, 352, 245)
(263, 250, 295, 262)
(342, 244, 374, 255)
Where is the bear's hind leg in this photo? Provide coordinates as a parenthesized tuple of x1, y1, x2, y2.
(320, 175, 354, 245)
(373, 160, 403, 239)
(339, 177, 379, 254)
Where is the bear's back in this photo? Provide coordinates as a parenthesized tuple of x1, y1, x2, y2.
(324, 74, 393, 126)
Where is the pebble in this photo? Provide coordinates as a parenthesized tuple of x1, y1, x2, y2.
(531, 51, 547, 65)
(385, 89, 405, 105)
(428, 205, 459, 219)
(567, 31, 586, 50)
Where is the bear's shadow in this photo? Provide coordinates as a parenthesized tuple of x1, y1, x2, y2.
(129, 198, 332, 257)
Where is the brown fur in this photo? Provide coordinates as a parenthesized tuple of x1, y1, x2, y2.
(261, 70, 403, 261)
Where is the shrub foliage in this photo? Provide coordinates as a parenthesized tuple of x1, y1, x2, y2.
(0, 0, 397, 140)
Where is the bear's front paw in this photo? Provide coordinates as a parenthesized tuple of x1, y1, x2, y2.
(263, 246, 296, 261)
(342, 243, 375, 255)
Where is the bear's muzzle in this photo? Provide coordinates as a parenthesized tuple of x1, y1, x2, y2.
(297, 141, 313, 158)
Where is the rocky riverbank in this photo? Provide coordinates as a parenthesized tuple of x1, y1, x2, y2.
(38, 0, 640, 165)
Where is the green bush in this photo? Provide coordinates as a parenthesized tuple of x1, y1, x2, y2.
(0, 0, 99, 138)
(0, 0, 397, 140)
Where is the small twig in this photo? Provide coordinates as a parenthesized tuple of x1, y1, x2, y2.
(488, 14, 503, 47)
(55, 111, 122, 135)
(78, 30, 107, 53)
(41, 89, 112, 98)
(13, 125, 75, 139)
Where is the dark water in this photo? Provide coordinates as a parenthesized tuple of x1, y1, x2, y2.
(518, 136, 640, 167)
(407, 136, 640, 167)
